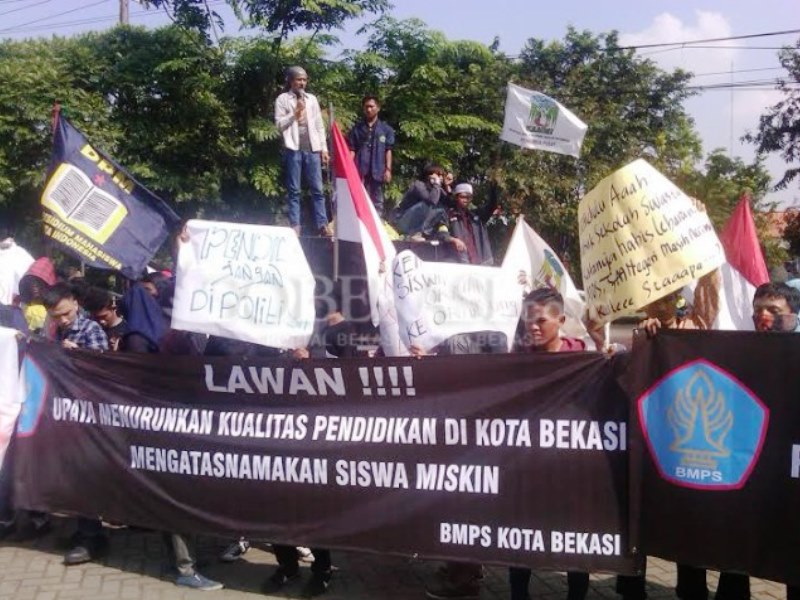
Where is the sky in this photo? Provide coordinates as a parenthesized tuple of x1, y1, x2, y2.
(1, 0, 798, 208)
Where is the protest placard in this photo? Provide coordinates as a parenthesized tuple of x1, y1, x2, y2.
(392, 250, 522, 351)
(171, 220, 316, 349)
(578, 159, 725, 322)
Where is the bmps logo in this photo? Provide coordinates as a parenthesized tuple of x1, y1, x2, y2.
(638, 360, 768, 490)
(526, 93, 559, 135)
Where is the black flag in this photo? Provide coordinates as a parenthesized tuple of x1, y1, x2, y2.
(40, 114, 179, 277)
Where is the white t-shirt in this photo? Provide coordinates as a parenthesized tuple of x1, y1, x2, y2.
(0, 240, 35, 305)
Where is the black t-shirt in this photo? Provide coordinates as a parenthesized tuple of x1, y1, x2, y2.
(106, 319, 129, 341)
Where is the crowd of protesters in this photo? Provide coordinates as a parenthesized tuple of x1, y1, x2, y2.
(3, 211, 800, 598)
(0, 64, 798, 600)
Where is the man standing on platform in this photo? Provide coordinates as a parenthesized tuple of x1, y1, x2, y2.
(275, 66, 330, 236)
(347, 95, 395, 215)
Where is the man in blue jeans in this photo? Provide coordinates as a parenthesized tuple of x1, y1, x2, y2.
(274, 65, 330, 236)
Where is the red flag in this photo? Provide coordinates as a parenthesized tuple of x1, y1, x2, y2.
(719, 194, 769, 287)
(331, 123, 390, 261)
(331, 122, 405, 354)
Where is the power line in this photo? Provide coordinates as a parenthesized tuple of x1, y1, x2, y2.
(691, 66, 784, 78)
(0, 0, 226, 33)
(0, 0, 51, 18)
(617, 27, 800, 50)
(0, 0, 110, 32)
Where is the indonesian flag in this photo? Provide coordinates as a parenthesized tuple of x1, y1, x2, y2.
(714, 194, 769, 330)
(332, 123, 407, 356)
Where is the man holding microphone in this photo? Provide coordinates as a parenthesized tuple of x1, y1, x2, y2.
(274, 66, 330, 236)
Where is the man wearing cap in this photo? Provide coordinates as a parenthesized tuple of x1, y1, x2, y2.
(347, 95, 395, 216)
(274, 66, 330, 236)
(434, 182, 498, 265)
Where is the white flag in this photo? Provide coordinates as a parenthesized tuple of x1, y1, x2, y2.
(502, 218, 591, 344)
(500, 82, 587, 158)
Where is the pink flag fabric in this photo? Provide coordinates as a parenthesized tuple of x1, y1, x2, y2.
(719, 194, 769, 287)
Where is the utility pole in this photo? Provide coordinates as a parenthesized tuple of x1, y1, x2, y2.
(119, 0, 129, 25)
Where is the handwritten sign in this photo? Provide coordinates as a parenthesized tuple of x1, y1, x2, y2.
(578, 159, 725, 322)
(392, 250, 522, 352)
(172, 220, 315, 349)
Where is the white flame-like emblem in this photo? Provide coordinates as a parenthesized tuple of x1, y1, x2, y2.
(667, 370, 733, 469)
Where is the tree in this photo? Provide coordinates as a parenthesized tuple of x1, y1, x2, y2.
(492, 28, 702, 275)
(677, 150, 786, 268)
(745, 39, 800, 191)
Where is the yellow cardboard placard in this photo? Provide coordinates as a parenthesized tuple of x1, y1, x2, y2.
(578, 159, 725, 322)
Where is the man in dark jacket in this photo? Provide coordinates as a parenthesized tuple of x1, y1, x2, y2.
(347, 95, 395, 215)
(434, 183, 497, 265)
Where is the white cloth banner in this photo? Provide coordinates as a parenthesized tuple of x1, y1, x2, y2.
(393, 250, 523, 352)
(501, 218, 591, 344)
(172, 220, 316, 350)
(0, 326, 21, 470)
(500, 82, 588, 158)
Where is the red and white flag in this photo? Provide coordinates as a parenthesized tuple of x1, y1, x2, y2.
(332, 123, 406, 355)
(707, 194, 769, 330)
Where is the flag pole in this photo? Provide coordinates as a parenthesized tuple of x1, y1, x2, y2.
(329, 101, 339, 282)
(51, 101, 61, 140)
(44, 101, 62, 261)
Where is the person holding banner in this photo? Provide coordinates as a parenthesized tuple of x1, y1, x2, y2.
(42, 282, 109, 565)
(416, 330, 508, 600)
(636, 275, 755, 600)
(750, 284, 800, 598)
(508, 287, 590, 600)
(274, 66, 330, 237)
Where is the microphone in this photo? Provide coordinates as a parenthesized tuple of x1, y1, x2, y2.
(294, 89, 306, 100)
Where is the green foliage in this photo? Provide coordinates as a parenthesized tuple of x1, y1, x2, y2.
(0, 17, 724, 279)
(781, 210, 800, 257)
(496, 28, 702, 279)
(745, 39, 800, 190)
(678, 150, 786, 268)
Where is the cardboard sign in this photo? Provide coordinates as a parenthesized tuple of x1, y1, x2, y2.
(579, 159, 725, 322)
(172, 220, 315, 349)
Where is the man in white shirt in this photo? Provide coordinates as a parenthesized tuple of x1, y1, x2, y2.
(0, 227, 34, 306)
(274, 66, 330, 236)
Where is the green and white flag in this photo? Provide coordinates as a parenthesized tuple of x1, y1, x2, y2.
(500, 82, 587, 158)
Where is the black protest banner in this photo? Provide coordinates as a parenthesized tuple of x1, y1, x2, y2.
(627, 330, 800, 585)
(14, 341, 637, 574)
(40, 114, 179, 278)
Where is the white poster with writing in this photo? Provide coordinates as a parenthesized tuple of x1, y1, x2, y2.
(393, 250, 523, 352)
(172, 220, 316, 350)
